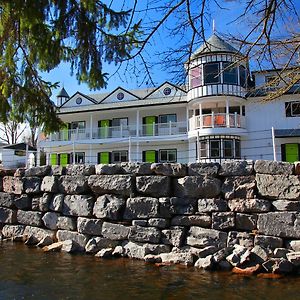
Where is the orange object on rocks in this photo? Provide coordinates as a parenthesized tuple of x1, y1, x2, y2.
(232, 264, 260, 275)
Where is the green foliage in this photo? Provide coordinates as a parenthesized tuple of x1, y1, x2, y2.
(0, 0, 141, 131)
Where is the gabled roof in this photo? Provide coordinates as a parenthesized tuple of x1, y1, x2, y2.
(144, 81, 186, 99)
(59, 91, 98, 108)
(98, 86, 141, 104)
(1, 143, 36, 151)
(57, 87, 69, 98)
(191, 34, 242, 59)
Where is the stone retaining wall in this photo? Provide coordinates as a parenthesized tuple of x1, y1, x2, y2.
(1, 160, 300, 275)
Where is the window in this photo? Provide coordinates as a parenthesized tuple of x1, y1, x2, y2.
(235, 140, 241, 158)
(190, 67, 202, 88)
(285, 101, 300, 117)
(204, 63, 220, 84)
(70, 121, 85, 130)
(112, 151, 128, 163)
(111, 118, 128, 127)
(163, 87, 172, 95)
(159, 149, 177, 163)
(223, 62, 238, 85)
(200, 141, 207, 158)
(210, 140, 220, 158)
(239, 65, 247, 88)
(117, 92, 124, 100)
(76, 97, 82, 105)
(159, 114, 177, 123)
(224, 140, 233, 158)
(265, 76, 280, 89)
(70, 152, 85, 164)
(229, 106, 245, 116)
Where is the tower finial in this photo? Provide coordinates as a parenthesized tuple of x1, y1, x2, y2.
(212, 19, 216, 33)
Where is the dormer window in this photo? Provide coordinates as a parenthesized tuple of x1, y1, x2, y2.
(223, 62, 238, 85)
(163, 87, 172, 95)
(265, 75, 279, 90)
(204, 63, 220, 84)
(117, 92, 124, 100)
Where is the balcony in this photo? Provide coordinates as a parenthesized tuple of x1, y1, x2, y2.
(191, 113, 246, 130)
(46, 122, 188, 142)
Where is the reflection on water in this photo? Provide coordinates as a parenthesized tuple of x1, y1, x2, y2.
(0, 242, 299, 300)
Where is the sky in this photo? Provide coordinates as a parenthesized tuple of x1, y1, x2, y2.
(42, 0, 300, 104)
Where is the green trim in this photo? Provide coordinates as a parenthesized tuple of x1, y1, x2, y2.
(60, 153, 69, 166)
(285, 143, 299, 163)
(98, 152, 110, 164)
(98, 119, 110, 138)
(144, 116, 156, 136)
(144, 150, 156, 163)
(50, 153, 57, 165)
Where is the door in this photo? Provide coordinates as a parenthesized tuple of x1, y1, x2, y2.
(98, 120, 111, 138)
(143, 116, 157, 136)
(98, 152, 111, 164)
(143, 150, 157, 163)
(285, 144, 299, 162)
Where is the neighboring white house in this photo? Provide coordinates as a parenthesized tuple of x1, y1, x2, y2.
(0, 143, 37, 168)
(39, 34, 300, 166)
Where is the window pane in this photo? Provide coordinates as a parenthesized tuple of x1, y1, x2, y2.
(112, 152, 120, 162)
(159, 114, 177, 123)
(168, 150, 177, 162)
(204, 63, 220, 84)
(291, 102, 300, 116)
(210, 140, 220, 157)
(200, 141, 207, 158)
(159, 150, 168, 162)
(190, 67, 202, 88)
(223, 140, 233, 158)
(235, 140, 241, 158)
(239, 66, 246, 88)
(159, 149, 177, 162)
(223, 62, 238, 84)
(112, 118, 128, 127)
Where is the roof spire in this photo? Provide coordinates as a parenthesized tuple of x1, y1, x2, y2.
(212, 19, 216, 33)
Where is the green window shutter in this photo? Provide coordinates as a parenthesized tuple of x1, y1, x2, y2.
(285, 144, 299, 163)
(50, 153, 58, 165)
(144, 150, 157, 163)
(60, 153, 69, 166)
(98, 152, 110, 164)
(62, 123, 69, 141)
(143, 116, 156, 136)
(98, 120, 111, 138)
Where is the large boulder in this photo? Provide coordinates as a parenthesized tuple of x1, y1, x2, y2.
(101, 222, 130, 240)
(57, 216, 77, 231)
(159, 249, 194, 266)
(186, 227, 227, 249)
(77, 217, 103, 235)
(58, 176, 89, 194)
(66, 164, 95, 176)
(17, 210, 42, 226)
(0, 192, 15, 208)
(124, 197, 159, 219)
(14, 194, 31, 210)
(254, 235, 283, 250)
(254, 160, 294, 175)
(0, 207, 17, 224)
(49, 194, 64, 212)
(257, 212, 300, 238)
(161, 227, 185, 247)
(85, 237, 119, 253)
(148, 218, 168, 228)
(23, 177, 41, 194)
(150, 163, 186, 177)
(42, 212, 59, 230)
(235, 213, 257, 231)
(88, 175, 133, 196)
(129, 226, 161, 243)
(56, 230, 88, 252)
(188, 162, 220, 177)
(272, 200, 300, 211)
(219, 160, 253, 176)
(221, 176, 256, 199)
(121, 162, 153, 175)
(51, 165, 66, 176)
(95, 164, 125, 175)
(122, 241, 148, 259)
(212, 212, 235, 230)
(262, 258, 294, 273)
(41, 176, 58, 193)
(174, 176, 221, 198)
(3, 176, 23, 194)
(136, 176, 170, 197)
(25, 166, 51, 177)
(256, 174, 300, 199)
(228, 198, 271, 213)
(227, 231, 254, 248)
(1, 224, 25, 238)
(23, 226, 55, 244)
(198, 198, 227, 212)
(171, 214, 211, 227)
(169, 197, 197, 215)
(93, 194, 125, 220)
(62, 194, 94, 217)
(32, 193, 52, 212)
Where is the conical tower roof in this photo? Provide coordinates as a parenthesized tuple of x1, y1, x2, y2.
(191, 34, 242, 59)
(57, 87, 69, 98)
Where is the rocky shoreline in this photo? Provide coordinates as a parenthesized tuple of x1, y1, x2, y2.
(1, 160, 300, 276)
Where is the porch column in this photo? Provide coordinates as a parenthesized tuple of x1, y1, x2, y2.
(193, 109, 196, 129)
(89, 144, 92, 164)
(89, 114, 93, 139)
(186, 107, 189, 131)
(226, 98, 230, 127)
(136, 141, 140, 162)
(128, 136, 132, 162)
(199, 103, 202, 129)
(136, 110, 140, 137)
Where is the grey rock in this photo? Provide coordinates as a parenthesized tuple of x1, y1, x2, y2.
(0, 207, 17, 224)
(196, 246, 218, 258)
(121, 162, 153, 175)
(148, 218, 168, 228)
(85, 237, 119, 253)
(14, 168, 26, 177)
(58, 176, 89, 194)
(3, 176, 23, 194)
(171, 214, 211, 227)
(219, 160, 254, 176)
(228, 198, 271, 213)
(227, 231, 254, 248)
(95, 248, 113, 258)
(212, 247, 234, 264)
(37, 236, 53, 248)
(159, 250, 194, 266)
(150, 163, 186, 177)
(198, 198, 227, 212)
(41, 176, 58, 193)
(32, 193, 52, 212)
(1, 225, 25, 238)
(63, 194, 94, 217)
(272, 200, 300, 211)
(169, 197, 196, 215)
(95, 164, 125, 175)
(49, 194, 64, 212)
(254, 160, 294, 175)
(101, 222, 130, 240)
(236, 213, 257, 231)
(129, 226, 161, 243)
(222, 176, 256, 199)
(112, 245, 124, 256)
(61, 240, 78, 253)
(25, 166, 51, 177)
(132, 220, 148, 226)
(250, 245, 269, 264)
(161, 227, 185, 247)
(122, 241, 148, 259)
(226, 245, 251, 267)
(263, 258, 294, 273)
(286, 252, 300, 266)
(25, 235, 39, 245)
(273, 248, 291, 259)
(23, 226, 55, 244)
(17, 210, 42, 226)
(66, 164, 95, 176)
(286, 240, 300, 252)
(159, 197, 172, 218)
(51, 165, 66, 176)
(254, 235, 283, 250)
(187, 227, 227, 249)
(212, 212, 235, 230)
(124, 197, 159, 219)
(77, 217, 102, 235)
(136, 176, 170, 197)
(57, 216, 76, 231)
(42, 212, 59, 230)
(23, 177, 41, 194)
(188, 162, 220, 177)
(257, 212, 300, 239)
(194, 255, 213, 269)
(56, 230, 88, 252)
(93, 194, 125, 220)
(14, 194, 31, 210)
(88, 175, 133, 196)
(0, 192, 15, 208)
(256, 174, 300, 200)
(144, 254, 162, 263)
(144, 243, 171, 255)
(174, 176, 221, 198)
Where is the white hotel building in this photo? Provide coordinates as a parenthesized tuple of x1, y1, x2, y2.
(40, 34, 300, 166)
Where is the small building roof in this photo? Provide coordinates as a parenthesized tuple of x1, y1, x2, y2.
(57, 87, 69, 98)
(191, 34, 242, 59)
(1, 143, 36, 151)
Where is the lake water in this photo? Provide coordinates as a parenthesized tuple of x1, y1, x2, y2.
(0, 242, 299, 300)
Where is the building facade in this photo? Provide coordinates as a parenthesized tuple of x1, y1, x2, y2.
(39, 34, 300, 165)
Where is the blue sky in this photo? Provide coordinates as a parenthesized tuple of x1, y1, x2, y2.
(43, 0, 298, 103)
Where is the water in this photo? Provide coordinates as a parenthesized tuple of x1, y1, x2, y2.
(0, 242, 300, 300)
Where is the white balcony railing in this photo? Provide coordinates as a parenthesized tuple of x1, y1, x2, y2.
(193, 113, 245, 130)
(47, 122, 187, 142)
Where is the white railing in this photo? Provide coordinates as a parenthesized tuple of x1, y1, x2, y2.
(47, 122, 188, 142)
(193, 113, 245, 129)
